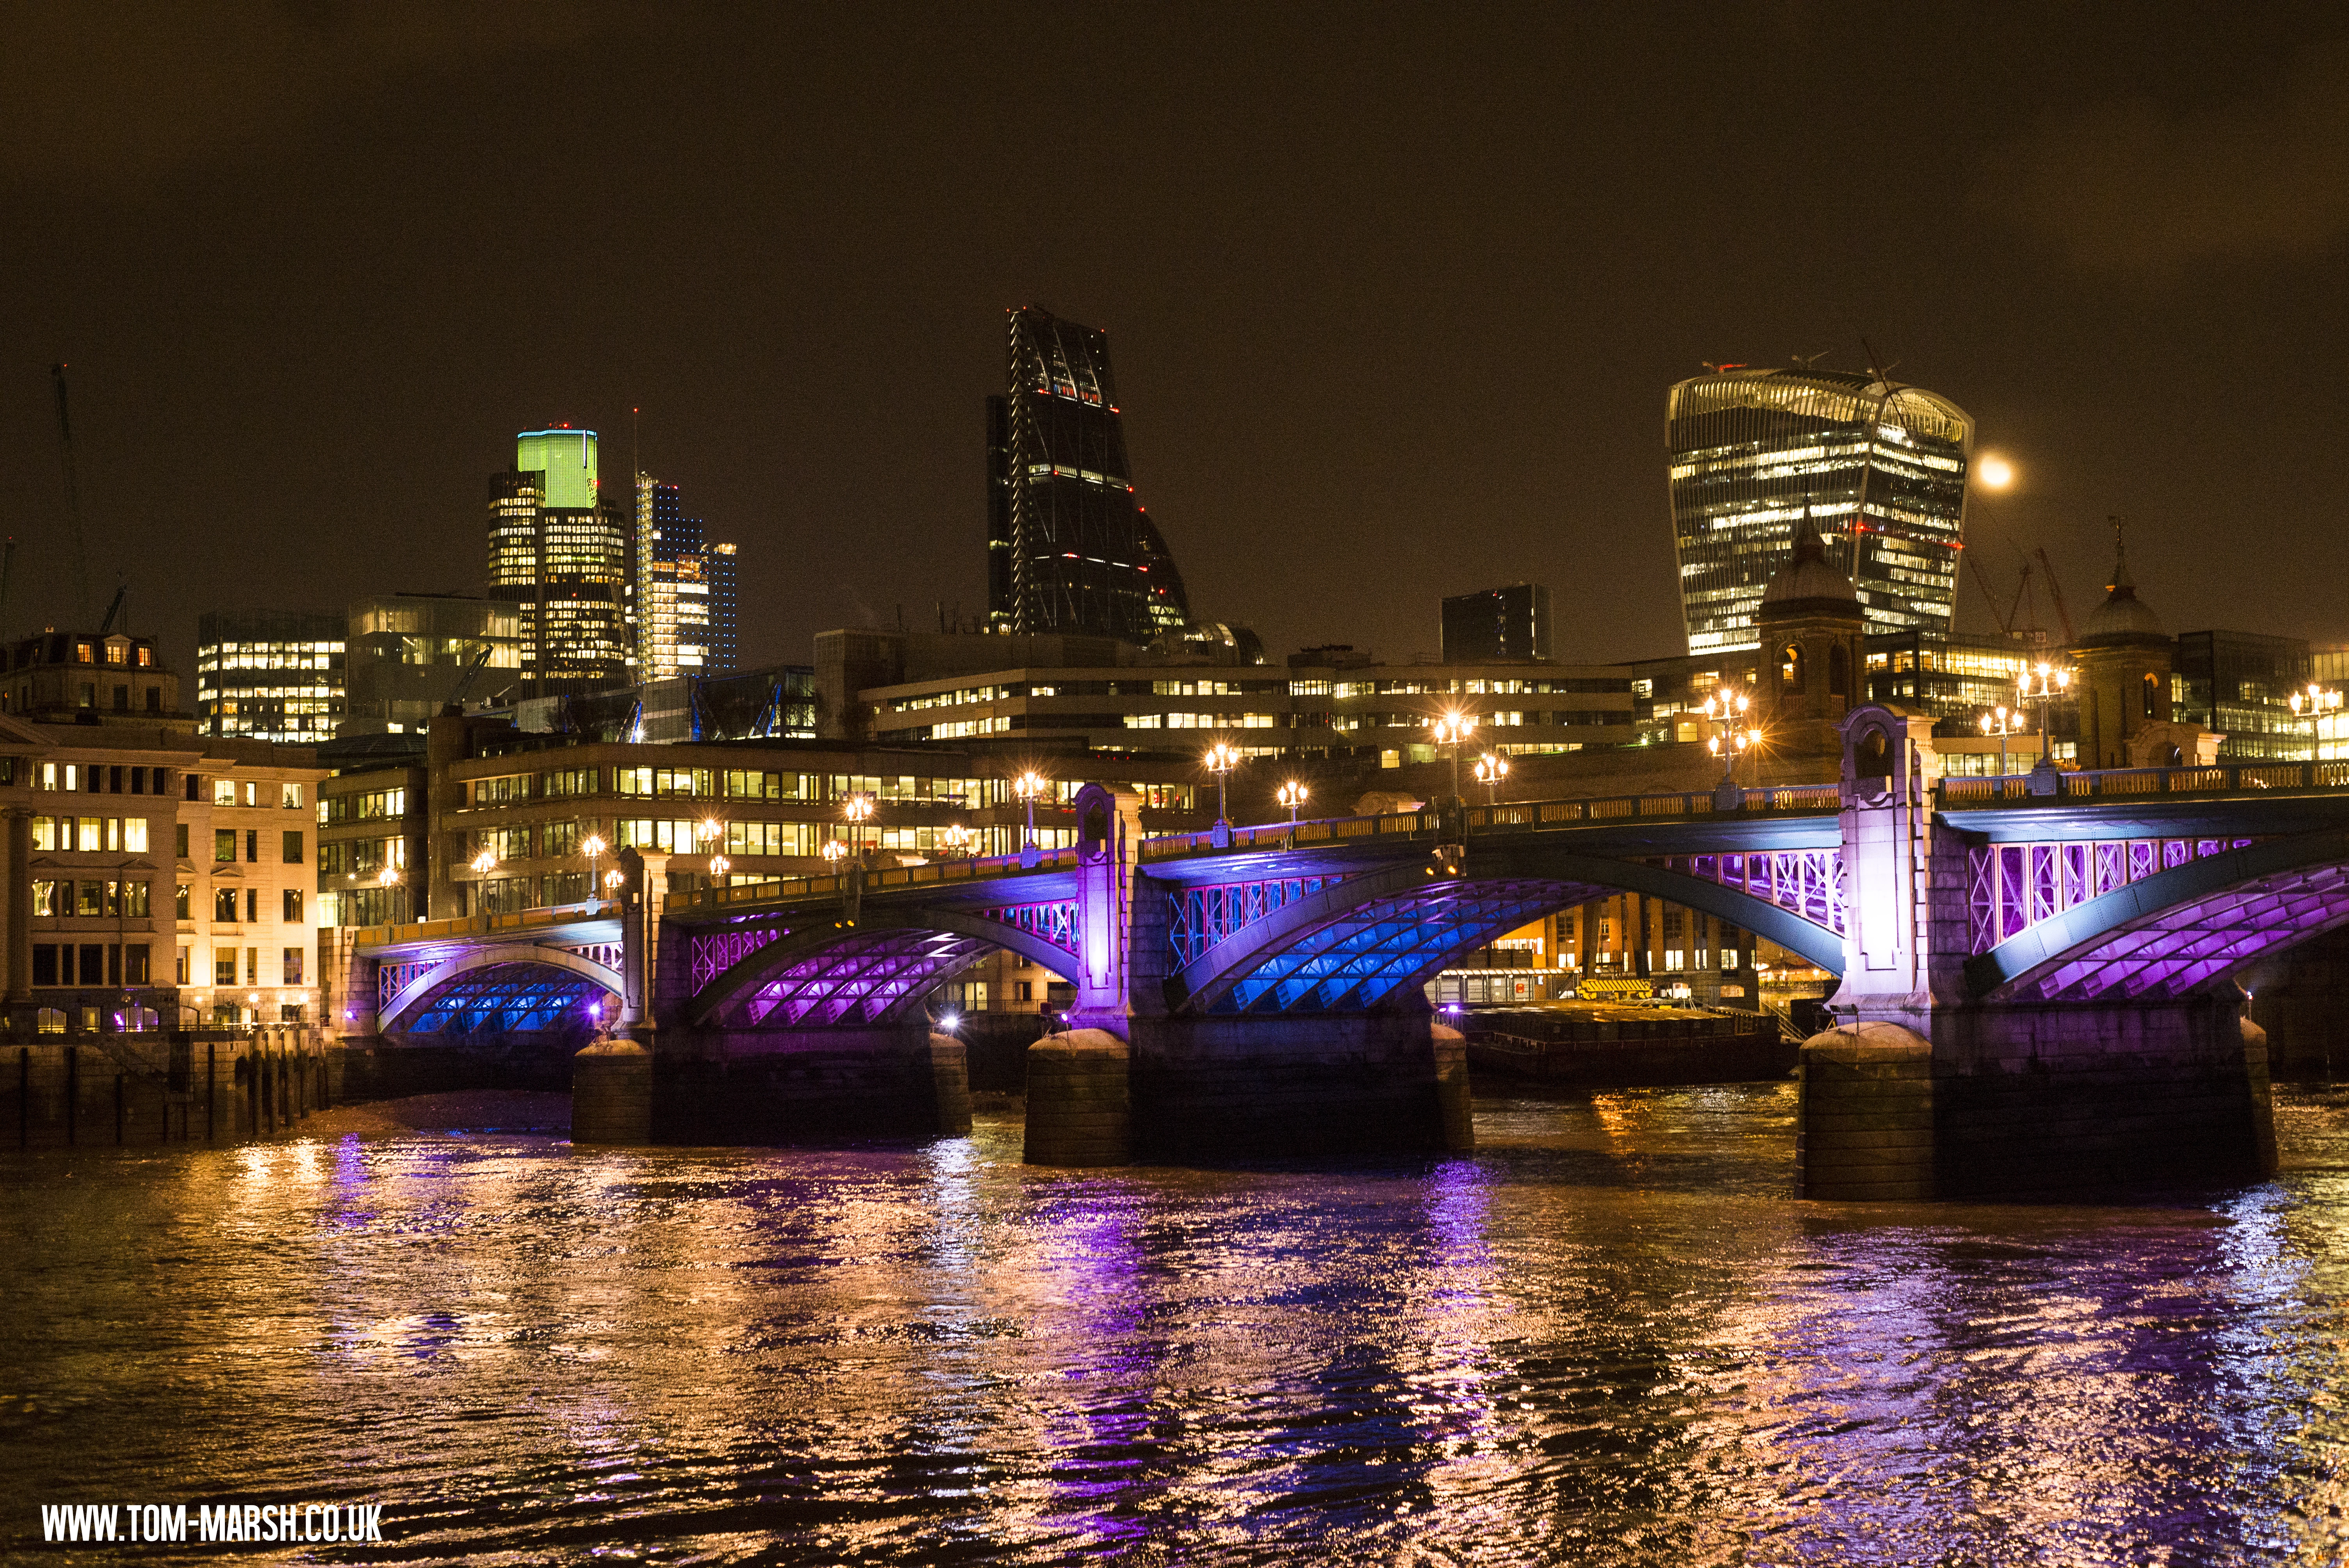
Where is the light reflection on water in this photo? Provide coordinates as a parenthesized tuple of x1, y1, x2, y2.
(5, 1082, 2349, 1564)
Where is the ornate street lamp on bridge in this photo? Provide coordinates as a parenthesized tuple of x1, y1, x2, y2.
(2291, 682, 2342, 760)
(2020, 661, 2073, 795)
(1702, 686, 1760, 809)
(1432, 712, 1477, 803)
(1013, 770, 1046, 868)
(1978, 704, 2018, 777)
(1205, 742, 1241, 847)
(1473, 752, 1510, 807)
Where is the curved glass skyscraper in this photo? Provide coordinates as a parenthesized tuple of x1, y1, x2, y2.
(987, 306, 1192, 640)
(1667, 368, 1972, 655)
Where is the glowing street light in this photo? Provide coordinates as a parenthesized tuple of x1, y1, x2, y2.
(1700, 686, 1759, 795)
(707, 853, 730, 880)
(1204, 741, 1242, 827)
(2290, 683, 2341, 758)
(822, 839, 849, 867)
(1472, 752, 1510, 807)
(942, 822, 974, 859)
(2020, 661, 2073, 791)
(470, 847, 498, 877)
(1978, 704, 2018, 777)
(1276, 779, 1308, 823)
(1431, 712, 1477, 801)
(842, 791, 875, 854)
(581, 832, 607, 906)
(603, 868, 626, 897)
(1012, 770, 1047, 866)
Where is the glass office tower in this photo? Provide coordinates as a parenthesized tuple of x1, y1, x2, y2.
(1667, 368, 1973, 655)
(630, 476, 738, 679)
(987, 306, 1193, 639)
(488, 427, 633, 693)
(194, 609, 345, 739)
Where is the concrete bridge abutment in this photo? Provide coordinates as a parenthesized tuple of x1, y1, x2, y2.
(609, 1024, 971, 1144)
(1021, 1009, 1470, 1165)
(1799, 1001, 2277, 1199)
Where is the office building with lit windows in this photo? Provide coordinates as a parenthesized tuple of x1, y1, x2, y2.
(986, 306, 1193, 640)
(488, 427, 634, 694)
(195, 609, 346, 741)
(632, 476, 741, 680)
(1666, 367, 1973, 655)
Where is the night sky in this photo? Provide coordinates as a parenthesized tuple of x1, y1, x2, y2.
(6, 4, 2347, 679)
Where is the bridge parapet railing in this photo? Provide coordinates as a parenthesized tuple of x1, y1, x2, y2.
(353, 901, 621, 951)
(1938, 759, 2349, 807)
(1137, 784, 1843, 862)
(662, 846, 1084, 914)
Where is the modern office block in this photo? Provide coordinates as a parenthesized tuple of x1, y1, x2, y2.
(1667, 367, 1973, 654)
(1442, 584, 1552, 663)
(987, 306, 1192, 640)
(195, 609, 345, 741)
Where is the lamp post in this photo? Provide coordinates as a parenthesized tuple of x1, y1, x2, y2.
(1432, 713, 1477, 802)
(1472, 752, 1510, 807)
(1978, 705, 2017, 778)
(943, 821, 973, 860)
(582, 832, 607, 909)
(2290, 682, 2342, 761)
(843, 791, 875, 855)
(2020, 661, 2072, 793)
(1701, 686, 1760, 808)
(822, 839, 848, 868)
(1013, 770, 1045, 868)
(470, 846, 497, 919)
(376, 863, 402, 924)
(1205, 741, 1240, 846)
(1276, 779, 1308, 823)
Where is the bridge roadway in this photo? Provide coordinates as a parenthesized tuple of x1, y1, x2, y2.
(337, 707, 2349, 1197)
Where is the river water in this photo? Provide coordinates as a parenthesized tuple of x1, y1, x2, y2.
(6, 1083, 2349, 1564)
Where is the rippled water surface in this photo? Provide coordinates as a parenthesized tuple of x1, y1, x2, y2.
(8, 1084, 2349, 1564)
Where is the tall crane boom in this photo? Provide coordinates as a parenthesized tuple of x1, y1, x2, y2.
(49, 365, 94, 625)
(2033, 549, 2076, 645)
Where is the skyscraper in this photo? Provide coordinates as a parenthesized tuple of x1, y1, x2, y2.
(632, 474, 740, 679)
(1666, 368, 1973, 655)
(1442, 583, 1552, 663)
(195, 610, 346, 740)
(987, 306, 1192, 640)
(488, 427, 633, 692)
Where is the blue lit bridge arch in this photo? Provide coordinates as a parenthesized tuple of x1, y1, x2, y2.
(379, 942, 624, 1035)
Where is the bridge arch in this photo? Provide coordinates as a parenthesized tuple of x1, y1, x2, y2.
(1967, 827, 2349, 1003)
(381, 944, 622, 1035)
(688, 907, 1078, 1029)
(1167, 845, 1846, 1016)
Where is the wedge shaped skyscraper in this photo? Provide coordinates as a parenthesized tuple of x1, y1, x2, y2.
(1667, 367, 1972, 655)
(987, 306, 1192, 639)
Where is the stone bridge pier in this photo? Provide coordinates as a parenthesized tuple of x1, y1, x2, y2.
(1800, 707, 2278, 1200)
(1022, 786, 1470, 1165)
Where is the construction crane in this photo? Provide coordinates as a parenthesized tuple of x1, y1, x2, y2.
(96, 581, 127, 636)
(440, 645, 494, 715)
(0, 537, 14, 641)
(50, 365, 94, 625)
(2034, 547, 2076, 645)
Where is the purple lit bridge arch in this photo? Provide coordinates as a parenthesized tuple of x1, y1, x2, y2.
(1966, 826, 2349, 1003)
(683, 902, 1082, 1030)
(377, 941, 624, 1035)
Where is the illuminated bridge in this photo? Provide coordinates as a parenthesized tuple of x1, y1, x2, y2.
(340, 707, 2349, 1194)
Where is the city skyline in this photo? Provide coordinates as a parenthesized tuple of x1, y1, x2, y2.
(10, 11, 2349, 684)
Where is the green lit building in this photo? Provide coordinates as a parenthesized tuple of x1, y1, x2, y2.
(488, 427, 634, 695)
